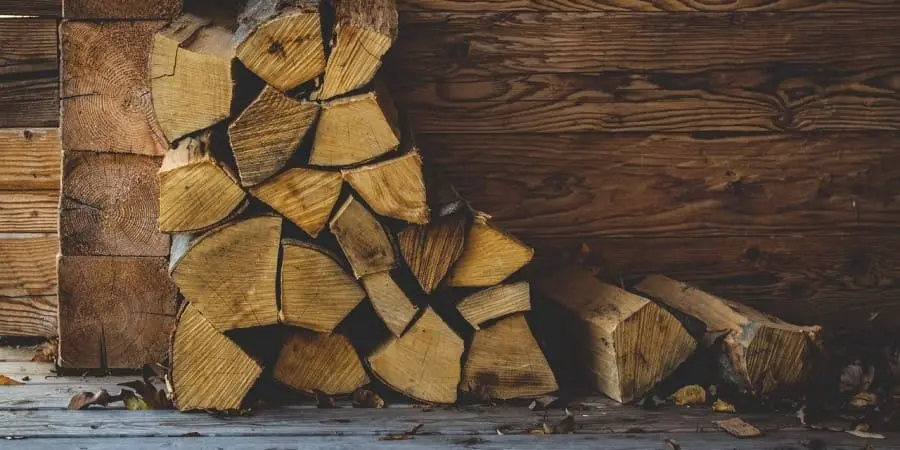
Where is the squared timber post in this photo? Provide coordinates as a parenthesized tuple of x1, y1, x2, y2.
(58, 3, 182, 369)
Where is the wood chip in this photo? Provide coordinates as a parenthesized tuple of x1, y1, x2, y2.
(715, 417, 762, 438)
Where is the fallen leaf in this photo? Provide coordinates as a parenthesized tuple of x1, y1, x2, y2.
(846, 430, 885, 439)
(379, 423, 424, 441)
(31, 338, 58, 363)
(715, 417, 762, 438)
(528, 395, 559, 411)
(118, 370, 172, 410)
(68, 389, 116, 410)
(664, 438, 681, 450)
(850, 392, 878, 408)
(124, 394, 151, 411)
(540, 409, 576, 434)
(352, 389, 384, 408)
(672, 385, 706, 406)
(0, 375, 24, 386)
(713, 399, 737, 413)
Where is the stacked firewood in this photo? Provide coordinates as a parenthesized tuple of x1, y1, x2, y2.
(152, 0, 556, 411)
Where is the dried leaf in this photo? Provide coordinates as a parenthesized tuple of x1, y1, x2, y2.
(118, 371, 172, 410)
(31, 338, 58, 363)
(352, 389, 384, 408)
(379, 423, 424, 441)
(846, 430, 885, 439)
(850, 392, 878, 408)
(713, 399, 737, 413)
(672, 385, 706, 406)
(556, 412, 576, 434)
(0, 375, 24, 386)
(68, 389, 114, 410)
(664, 438, 682, 450)
(715, 417, 762, 438)
(125, 395, 151, 411)
(529, 395, 559, 411)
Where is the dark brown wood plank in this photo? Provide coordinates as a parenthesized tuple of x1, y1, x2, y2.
(60, 151, 169, 257)
(63, 0, 181, 19)
(0, 129, 61, 191)
(391, 66, 900, 132)
(0, 191, 58, 233)
(0, 295, 57, 337)
(60, 21, 167, 156)
(0, 236, 57, 298)
(418, 133, 900, 238)
(398, 0, 900, 12)
(0, 19, 59, 128)
(0, 1, 60, 16)
(393, 12, 900, 77)
(530, 235, 900, 330)
(58, 256, 176, 369)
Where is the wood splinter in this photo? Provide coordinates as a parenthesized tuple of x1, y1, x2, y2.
(151, 14, 235, 143)
(635, 275, 823, 395)
(274, 329, 369, 396)
(447, 213, 534, 288)
(457, 281, 531, 330)
(250, 168, 342, 237)
(280, 239, 366, 333)
(158, 133, 247, 233)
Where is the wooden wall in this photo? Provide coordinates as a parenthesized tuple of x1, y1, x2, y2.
(0, 0, 897, 342)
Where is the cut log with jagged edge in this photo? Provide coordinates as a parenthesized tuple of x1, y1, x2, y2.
(155, 0, 559, 411)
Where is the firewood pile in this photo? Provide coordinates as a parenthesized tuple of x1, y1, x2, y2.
(152, 0, 825, 411)
(153, 0, 555, 411)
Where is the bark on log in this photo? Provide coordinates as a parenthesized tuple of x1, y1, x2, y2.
(535, 265, 697, 403)
(249, 167, 341, 238)
(634, 275, 823, 395)
(447, 213, 533, 288)
(274, 329, 369, 395)
(342, 151, 430, 224)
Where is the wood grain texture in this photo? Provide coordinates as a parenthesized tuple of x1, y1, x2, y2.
(392, 66, 900, 132)
(0, 1, 60, 16)
(398, 0, 900, 12)
(60, 151, 169, 257)
(63, 0, 181, 19)
(0, 191, 58, 233)
(393, 12, 900, 76)
(60, 21, 168, 156)
(0, 295, 57, 337)
(274, 330, 369, 396)
(0, 236, 57, 298)
(418, 133, 900, 239)
(0, 129, 60, 191)
(58, 256, 177, 369)
(0, 19, 59, 127)
(535, 235, 900, 330)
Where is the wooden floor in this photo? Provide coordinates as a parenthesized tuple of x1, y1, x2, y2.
(1, 347, 896, 449)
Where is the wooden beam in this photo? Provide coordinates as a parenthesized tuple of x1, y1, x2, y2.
(58, 256, 177, 369)
(60, 21, 168, 156)
(0, 20, 58, 127)
(60, 151, 169, 257)
(63, 0, 181, 19)
(397, 0, 900, 12)
(0, 236, 57, 298)
(0, 129, 61, 191)
(0, 296, 57, 337)
(0, 191, 58, 233)
(0, 1, 60, 16)
(418, 132, 900, 238)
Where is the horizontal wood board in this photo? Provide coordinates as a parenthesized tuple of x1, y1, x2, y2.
(0, 19, 59, 128)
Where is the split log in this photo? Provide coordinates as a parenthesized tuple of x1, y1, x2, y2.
(634, 275, 823, 394)
(447, 213, 534, 288)
(368, 308, 464, 404)
(457, 281, 531, 330)
(228, 85, 319, 186)
(234, 0, 326, 92)
(535, 265, 697, 403)
(343, 151, 430, 224)
(249, 168, 341, 238)
(171, 216, 282, 331)
(398, 213, 466, 293)
(310, 91, 400, 167)
(151, 14, 235, 143)
(329, 195, 397, 278)
(158, 133, 247, 233)
(280, 239, 366, 332)
(360, 271, 418, 337)
(170, 304, 263, 411)
(460, 314, 557, 400)
(274, 330, 369, 395)
(314, 0, 398, 100)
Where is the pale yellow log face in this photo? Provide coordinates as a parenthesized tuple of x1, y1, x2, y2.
(159, 162, 247, 233)
(237, 12, 326, 92)
(343, 152, 430, 225)
(250, 168, 342, 238)
(448, 220, 534, 288)
(361, 271, 419, 337)
(311, 94, 400, 167)
(273, 330, 369, 395)
(315, 26, 392, 100)
(330, 196, 398, 278)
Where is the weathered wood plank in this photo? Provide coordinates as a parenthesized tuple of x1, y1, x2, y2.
(60, 21, 167, 156)
(0, 19, 59, 128)
(60, 151, 169, 257)
(0, 237, 57, 298)
(392, 67, 900, 132)
(0, 361, 54, 381)
(0, 129, 61, 191)
(0, 296, 57, 337)
(58, 257, 176, 369)
(0, 377, 137, 409)
(393, 12, 900, 77)
(8, 433, 899, 449)
(530, 235, 900, 330)
(0, 405, 805, 436)
(398, 0, 900, 12)
(0, 191, 58, 233)
(418, 133, 900, 238)
(0, 1, 60, 16)
(63, 0, 181, 19)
